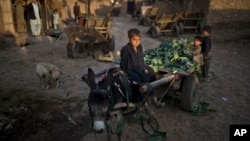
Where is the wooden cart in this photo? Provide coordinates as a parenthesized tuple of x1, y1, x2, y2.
(67, 0, 118, 59)
(147, 14, 180, 38)
(139, 7, 160, 26)
(178, 11, 205, 34)
(140, 67, 200, 112)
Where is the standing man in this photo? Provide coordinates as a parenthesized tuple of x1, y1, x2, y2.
(73, 2, 80, 23)
(26, 0, 42, 36)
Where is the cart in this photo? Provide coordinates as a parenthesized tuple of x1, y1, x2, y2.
(139, 67, 200, 112)
(71, 0, 117, 60)
(178, 11, 205, 34)
(139, 7, 160, 26)
(147, 14, 180, 38)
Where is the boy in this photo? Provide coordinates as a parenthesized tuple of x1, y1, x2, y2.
(120, 28, 164, 115)
(52, 9, 60, 30)
(189, 35, 203, 66)
(201, 26, 212, 78)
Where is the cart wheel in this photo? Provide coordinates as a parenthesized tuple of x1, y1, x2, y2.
(108, 35, 115, 51)
(174, 25, 180, 36)
(179, 23, 184, 34)
(143, 17, 151, 26)
(151, 26, 160, 38)
(181, 74, 199, 112)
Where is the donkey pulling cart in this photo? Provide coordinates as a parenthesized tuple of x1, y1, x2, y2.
(64, 0, 117, 60)
(81, 64, 200, 140)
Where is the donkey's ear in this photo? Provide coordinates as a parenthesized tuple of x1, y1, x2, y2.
(104, 69, 113, 88)
(88, 68, 96, 89)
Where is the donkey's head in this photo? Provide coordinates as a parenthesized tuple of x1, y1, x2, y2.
(86, 68, 113, 133)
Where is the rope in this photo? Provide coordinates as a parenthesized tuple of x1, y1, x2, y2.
(158, 78, 176, 104)
(105, 117, 125, 136)
(140, 114, 167, 141)
(122, 75, 131, 107)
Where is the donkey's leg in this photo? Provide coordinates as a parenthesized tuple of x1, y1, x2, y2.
(67, 42, 74, 58)
(90, 42, 95, 58)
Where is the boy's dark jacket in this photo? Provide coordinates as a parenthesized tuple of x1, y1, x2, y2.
(201, 36, 211, 56)
(120, 43, 146, 76)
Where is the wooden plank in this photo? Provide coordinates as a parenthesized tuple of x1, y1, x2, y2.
(159, 29, 173, 32)
(183, 26, 198, 29)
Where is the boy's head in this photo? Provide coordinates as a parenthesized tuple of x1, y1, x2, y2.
(194, 35, 202, 47)
(127, 28, 141, 48)
(202, 26, 211, 37)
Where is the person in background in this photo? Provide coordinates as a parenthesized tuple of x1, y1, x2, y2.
(73, 2, 80, 23)
(52, 9, 60, 30)
(201, 26, 212, 78)
(25, 0, 41, 36)
(120, 28, 165, 116)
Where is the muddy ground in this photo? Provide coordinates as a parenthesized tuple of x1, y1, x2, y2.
(0, 17, 250, 141)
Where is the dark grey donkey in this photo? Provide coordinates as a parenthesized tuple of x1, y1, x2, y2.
(83, 68, 136, 141)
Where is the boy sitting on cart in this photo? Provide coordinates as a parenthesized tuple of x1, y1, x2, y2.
(120, 28, 165, 116)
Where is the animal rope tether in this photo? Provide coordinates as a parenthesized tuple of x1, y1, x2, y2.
(139, 114, 167, 141)
(105, 69, 166, 140)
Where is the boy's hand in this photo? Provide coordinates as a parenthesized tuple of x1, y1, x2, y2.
(145, 69, 148, 74)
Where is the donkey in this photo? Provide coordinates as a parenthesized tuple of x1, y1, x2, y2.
(65, 26, 105, 58)
(83, 68, 136, 141)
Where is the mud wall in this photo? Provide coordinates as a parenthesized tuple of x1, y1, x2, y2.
(154, 0, 250, 25)
(207, 0, 250, 25)
(58, 0, 120, 20)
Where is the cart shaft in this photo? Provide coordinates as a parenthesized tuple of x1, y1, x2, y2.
(139, 74, 175, 93)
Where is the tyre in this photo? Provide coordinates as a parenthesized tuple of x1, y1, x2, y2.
(151, 26, 160, 38)
(108, 35, 115, 51)
(181, 74, 199, 112)
(143, 17, 151, 26)
(174, 25, 180, 36)
(179, 23, 184, 34)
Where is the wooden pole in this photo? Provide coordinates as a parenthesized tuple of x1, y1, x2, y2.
(44, 0, 49, 30)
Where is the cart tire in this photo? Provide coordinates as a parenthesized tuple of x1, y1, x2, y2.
(174, 25, 180, 36)
(179, 23, 184, 34)
(108, 35, 115, 51)
(151, 26, 160, 38)
(181, 74, 199, 112)
(143, 17, 151, 26)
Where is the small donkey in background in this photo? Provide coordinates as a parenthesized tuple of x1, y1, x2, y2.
(65, 26, 98, 58)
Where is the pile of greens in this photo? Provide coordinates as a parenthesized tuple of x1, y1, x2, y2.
(144, 38, 200, 74)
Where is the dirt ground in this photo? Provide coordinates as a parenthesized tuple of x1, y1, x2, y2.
(0, 17, 250, 141)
